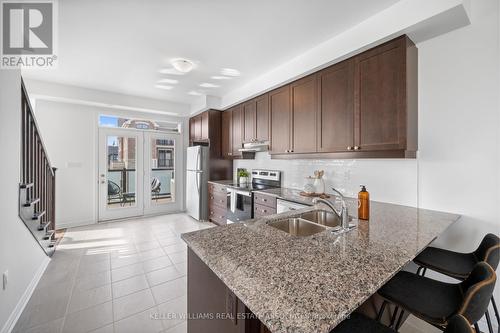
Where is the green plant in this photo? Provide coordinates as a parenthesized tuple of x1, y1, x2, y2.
(238, 169, 249, 178)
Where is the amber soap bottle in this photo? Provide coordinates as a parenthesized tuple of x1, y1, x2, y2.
(358, 185, 370, 220)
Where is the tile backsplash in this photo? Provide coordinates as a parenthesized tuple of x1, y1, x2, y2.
(234, 152, 418, 207)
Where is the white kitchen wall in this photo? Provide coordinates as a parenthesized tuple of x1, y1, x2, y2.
(0, 71, 49, 333)
(234, 154, 418, 206)
(31, 98, 189, 229)
(416, 0, 500, 312)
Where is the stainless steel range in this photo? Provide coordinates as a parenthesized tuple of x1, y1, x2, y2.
(226, 169, 281, 223)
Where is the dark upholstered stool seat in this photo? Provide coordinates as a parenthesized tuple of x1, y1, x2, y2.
(414, 247, 477, 279)
(378, 271, 463, 326)
(378, 262, 496, 329)
(331, 313, 395, 333)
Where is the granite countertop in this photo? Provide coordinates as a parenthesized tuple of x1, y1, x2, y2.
(183, 191, 460, 333)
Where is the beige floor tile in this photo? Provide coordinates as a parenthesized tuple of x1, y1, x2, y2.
(17, 317, 64, 333)
(136, 240, 161, 252)
(112, 274, 149, 298)
(114, 306, 164, 333)
(62, 301, 113, 333)
(151, 278, 186, 304)
(140, 247, 166, 261)
(67, 284, 112, 313)
(113, 288, 156, 321)
(111, 262, 144, 282)
(167, 251, 187, 264)
(163, 243, 187, 255)
(111, 253, 141, 269)
(73, 269, 111, 291)
(157, 296, 187, 330)
(146, 266, 184, 287)
(89, 324, 114, 333)
(143, 256, 174, 273)
(14, 282, 72, 331)
(161, 321, 187, 333)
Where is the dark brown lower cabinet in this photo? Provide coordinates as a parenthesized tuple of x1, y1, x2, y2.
(188, 249, 266, 333)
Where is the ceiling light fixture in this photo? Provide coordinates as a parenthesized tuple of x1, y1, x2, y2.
(157, 78, 179, 84)
(188, 91, 204, 96)
(211, 76, 231, 80)
(154, 84, 174, 90)
(199, 83, 219, 88)
(171, 58, 194, 73)
(220, 68, 240, 77)
(159, 68, 185, 76)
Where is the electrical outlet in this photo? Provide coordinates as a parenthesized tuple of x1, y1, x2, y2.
(3, 271, 8, 290)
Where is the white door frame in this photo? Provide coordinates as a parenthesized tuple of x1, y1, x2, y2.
(98, 127, 183, 222)
(98, 127, 144, 221)
(143, 131, 182, 215)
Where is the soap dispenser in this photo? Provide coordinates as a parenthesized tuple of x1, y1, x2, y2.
(358, 185, 370, 220)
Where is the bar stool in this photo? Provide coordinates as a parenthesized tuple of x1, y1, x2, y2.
(376, 262, 496, 331)
(414, 233, 499, 331)
(331, 313, 475, 333)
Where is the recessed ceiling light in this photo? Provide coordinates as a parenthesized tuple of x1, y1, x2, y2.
(159, 68, 185, 75)
(188, 91, 204, 96)
(211, 76, 231, 80)
(154, 84, 174, 90)
(157, 78, 179, 84)
(199, 83, 220, 88)
(171, 58, 194, 73)
(220, 68, 240, 77)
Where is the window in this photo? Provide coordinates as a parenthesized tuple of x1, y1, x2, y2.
(99, 115, 181, 133)
(157, 148, 173, 168)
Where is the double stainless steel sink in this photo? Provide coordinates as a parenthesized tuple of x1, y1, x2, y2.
(267, 210, 353, 237)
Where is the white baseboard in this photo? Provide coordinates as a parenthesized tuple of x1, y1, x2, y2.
(56, 219, 97, 229)
(1, 256, 50, 333)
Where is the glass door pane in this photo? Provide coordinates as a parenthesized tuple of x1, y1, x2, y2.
(107, 135, 137, 208)
(99, 128, 143, 221)
(150, 138, 175, 204)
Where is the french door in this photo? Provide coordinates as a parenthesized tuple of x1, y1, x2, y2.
(98, 128, 181, 221)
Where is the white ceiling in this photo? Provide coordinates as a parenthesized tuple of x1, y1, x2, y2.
(23, 0, 401, 106)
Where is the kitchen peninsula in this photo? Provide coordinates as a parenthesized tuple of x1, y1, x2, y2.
(182, 196, 460, 333)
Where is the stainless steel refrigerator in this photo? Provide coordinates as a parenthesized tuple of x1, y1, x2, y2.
(186, 146, 209, 221)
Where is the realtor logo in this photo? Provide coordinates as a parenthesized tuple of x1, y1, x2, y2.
(1, 0, 57, 68)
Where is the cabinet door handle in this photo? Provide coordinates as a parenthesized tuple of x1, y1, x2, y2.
(354, 146, 361, 150)
(347, 146, 353, 151)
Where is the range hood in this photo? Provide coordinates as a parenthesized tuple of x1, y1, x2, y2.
(238, 141, 269, 153)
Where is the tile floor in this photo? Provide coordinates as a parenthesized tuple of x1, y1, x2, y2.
(13, 213, 213, 333)
(12, 212, 451, 333)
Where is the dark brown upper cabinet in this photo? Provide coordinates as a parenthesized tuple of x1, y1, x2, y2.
(201, 111, 209, 140)
(221, 111, 232, 158)
(243, 94, 270, 143)
(243, 100, 256, 143)
(291, 74, 318, 153)
(317, 59, 355, 153)
(221, 35, 417, 159)
(231, 105, 244, 157)
(255, 94, 270, 142)
(189, 117, 196, 142)
(269, 86, 291, 154)
(353, 35, 417, 156)
(194, 114, 202, 140)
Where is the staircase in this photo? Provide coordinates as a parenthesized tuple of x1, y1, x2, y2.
(18, 80, 57, 256)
